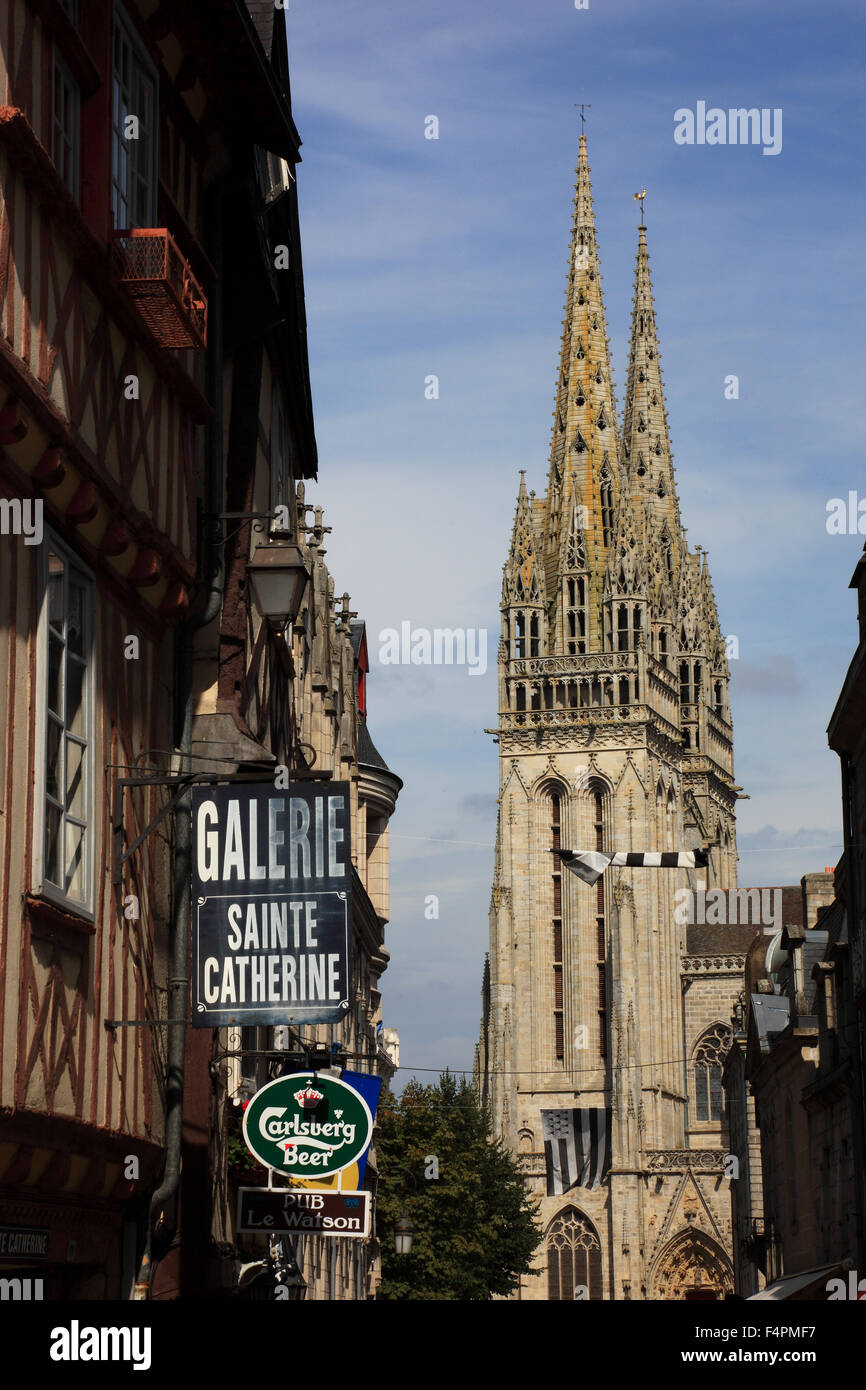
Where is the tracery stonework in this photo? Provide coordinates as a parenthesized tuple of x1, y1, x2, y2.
(651, 1231, 734, 1300)
(475, 133, 743, 1301)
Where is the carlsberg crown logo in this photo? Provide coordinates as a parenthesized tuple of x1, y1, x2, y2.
(242, 1072, 373, 1178)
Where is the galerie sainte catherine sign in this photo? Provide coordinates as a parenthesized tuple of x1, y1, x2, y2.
(191, 782, 351, 1027)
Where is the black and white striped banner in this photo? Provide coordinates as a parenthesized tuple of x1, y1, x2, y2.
(541, 1108, 612, 1195)
(557, 848, 708, 887)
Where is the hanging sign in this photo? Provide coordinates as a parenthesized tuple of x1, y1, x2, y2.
(237, 1188, 371, 1239)
(242, 1072, 374, 1178)
(191, 782, 352, 1027)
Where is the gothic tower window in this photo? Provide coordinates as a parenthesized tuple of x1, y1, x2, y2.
(617, 604, 628, 652)
(546, 1207, 603, 1301)
(679, 660, 691, 706)
(551, 792, 564, 1061)
(529, 614, 541, 657)
(514, 612, 526, 659)
(565, 576, 587, 655)
(600, 464, 614, 546)
(592, 787, 607, 1058)
(693, 1024, 730, 1122)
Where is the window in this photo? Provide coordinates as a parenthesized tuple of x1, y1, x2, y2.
(38, 540, 94, 913)
(513, 612, 526, 660)
(111, 9, 158, 228)
(547, 1207, 603, 1301)
(694, 1024, 730, 1122)
(551, 793, 563, 1061)
(600, 462, 614, 546)
(52, 50, 80, 201)
(593, 790, 607, 1058)
(255, 147, 294, 206)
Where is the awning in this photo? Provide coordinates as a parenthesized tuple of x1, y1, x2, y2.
(747, 1263, 844, 1300)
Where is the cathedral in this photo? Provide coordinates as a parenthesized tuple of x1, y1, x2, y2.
(476, 134, 754, 1300)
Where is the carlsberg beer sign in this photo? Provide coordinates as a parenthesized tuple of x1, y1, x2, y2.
(243, 1073, 373, 1179)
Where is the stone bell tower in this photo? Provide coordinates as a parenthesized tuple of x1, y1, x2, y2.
(477, 134, 744, 1301)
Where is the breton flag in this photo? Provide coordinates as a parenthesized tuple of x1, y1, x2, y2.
(541, 1108, 612, 1195)
(557, 848, 708, 887)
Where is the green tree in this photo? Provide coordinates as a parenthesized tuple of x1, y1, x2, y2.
(375, 1072, 541, 1300)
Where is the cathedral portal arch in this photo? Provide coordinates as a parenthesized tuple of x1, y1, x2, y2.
(649, 1228, 733, 1300)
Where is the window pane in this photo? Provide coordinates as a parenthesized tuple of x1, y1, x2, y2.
(46, 718, 62, 801)
(696, 1067, 708, 1122)
(45, 802, 62, 884)
(48, 552, 65, 628)
(64, 821, 84, 897)
(66, 656, 85, 735)
(65, 737, 85, 819)
(67, 580, 85, 654)
(709, 1064, 723, 1121)
(48, 634, 63, 716)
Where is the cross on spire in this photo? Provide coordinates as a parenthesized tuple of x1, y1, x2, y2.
(573, 95, 592, 131)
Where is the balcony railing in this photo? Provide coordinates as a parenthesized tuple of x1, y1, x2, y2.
(112, 229, 208, 348)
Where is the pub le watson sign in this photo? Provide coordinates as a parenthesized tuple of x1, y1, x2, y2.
(191, 782, 351, 1027)
(242, 1073, 373, 1179)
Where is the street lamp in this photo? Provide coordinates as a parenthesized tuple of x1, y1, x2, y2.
(394, 1214, 415, 1256)
(247, 541, 311, 630)
(277, 1244, 307, 1302)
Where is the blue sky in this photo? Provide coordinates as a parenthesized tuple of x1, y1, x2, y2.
(283, 0, 866, 1084)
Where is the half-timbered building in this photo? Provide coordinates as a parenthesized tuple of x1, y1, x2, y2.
(1, 0, 400, 1299)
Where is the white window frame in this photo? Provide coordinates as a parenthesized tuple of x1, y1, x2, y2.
(52, 47, 80, 202)
(111, 6, 159, 229)
(32, 534, 96, 920)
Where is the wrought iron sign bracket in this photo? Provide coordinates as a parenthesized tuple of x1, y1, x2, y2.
(202, 508, 282, 547)
(110, 760, 280, 888)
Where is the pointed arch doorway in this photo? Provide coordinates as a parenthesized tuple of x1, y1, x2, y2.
(649, 1228, 734, 1300)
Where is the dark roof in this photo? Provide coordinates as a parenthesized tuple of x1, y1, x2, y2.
(754, 886, 804, 928)
(348, 618, 365, 659)
(358, 717, 402, 787)
(687, 924, 761, 955)
(244, 0, 275, 57)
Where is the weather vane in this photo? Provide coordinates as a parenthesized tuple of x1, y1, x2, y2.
(634, 188, 647, 225)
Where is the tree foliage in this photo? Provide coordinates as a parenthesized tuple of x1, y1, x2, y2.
(374, 1072, 541, 1300)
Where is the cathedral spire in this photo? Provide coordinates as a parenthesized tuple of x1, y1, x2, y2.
(544, 134, 621, 644)
(621, 223, 681, 537)
(502, 472, 545, 661)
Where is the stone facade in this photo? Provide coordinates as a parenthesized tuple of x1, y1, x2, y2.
(476, 135, 749, 1301)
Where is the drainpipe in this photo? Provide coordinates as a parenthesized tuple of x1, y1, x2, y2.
(133, 170, 228, 1298)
